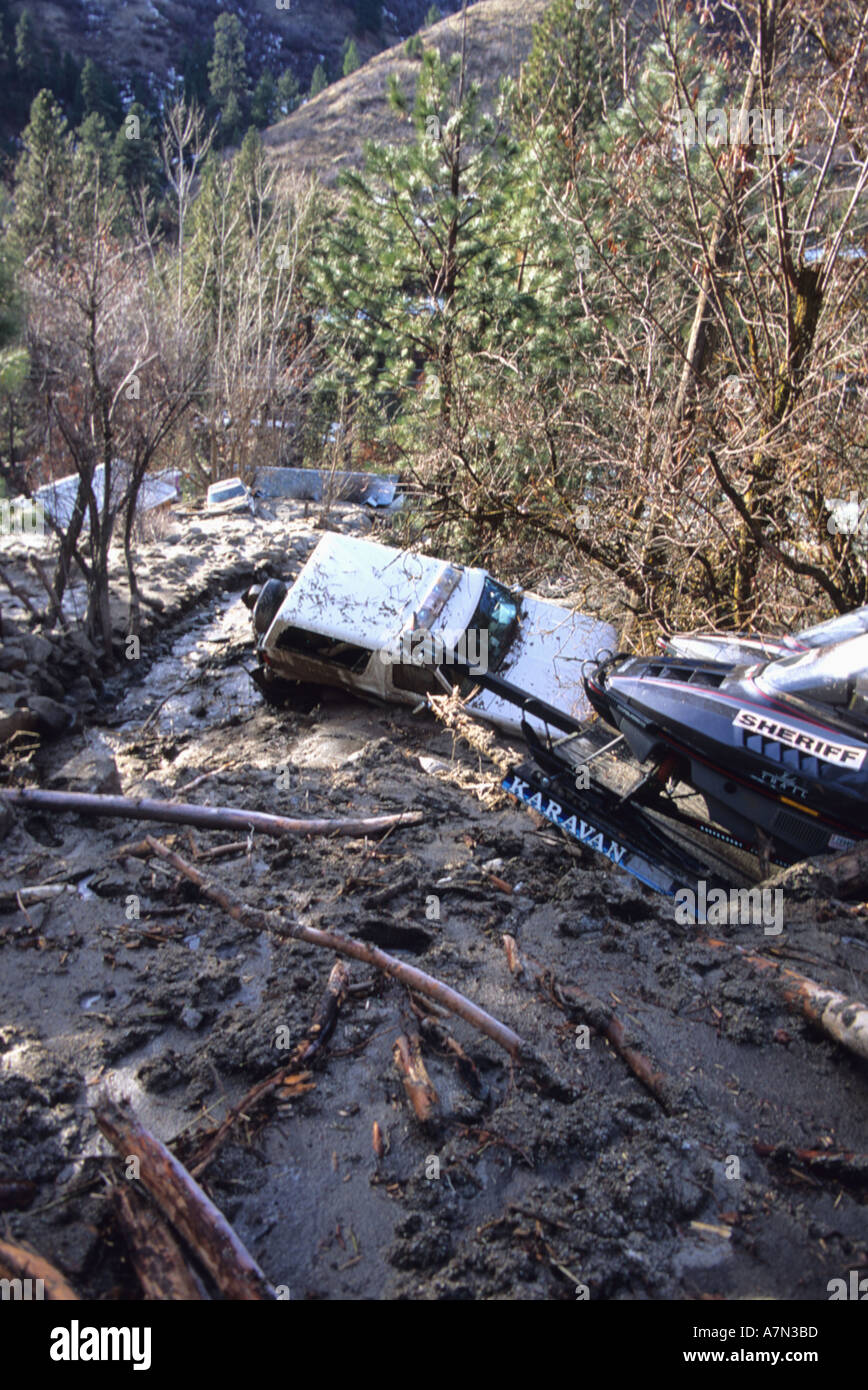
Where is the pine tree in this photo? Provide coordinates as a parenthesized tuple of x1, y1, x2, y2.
(112, 101, 162, 209)
(58, 51, 81, 114)
(0, 234, 28, 497)
(14, 9, 39, 91)
(220, 90, 244, 145)
(276, 68, 300, 115)
(311, 46, 513, 433)
(11, 90, 74, 257)
(0, 236, 27, 399)
(424, 5, 441, 25)
(342, 39, 360, 78)
(251, 70, 275, 127)
(79, 58, 123, 129)
(309, 63, 327, 98)
(181, 40, 210, 107)
(208, 13, 248, 113)
(516, 0, 610, 187)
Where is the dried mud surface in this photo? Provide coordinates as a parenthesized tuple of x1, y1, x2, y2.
(1, 505, 866, 1302)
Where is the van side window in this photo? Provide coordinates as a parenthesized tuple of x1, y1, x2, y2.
(275, 626, 371, 674)
(391, 663, 439, 696)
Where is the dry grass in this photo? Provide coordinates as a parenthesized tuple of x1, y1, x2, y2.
(263, 0, 548, 185)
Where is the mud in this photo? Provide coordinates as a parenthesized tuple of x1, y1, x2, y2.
(1, 503, 866, 1301)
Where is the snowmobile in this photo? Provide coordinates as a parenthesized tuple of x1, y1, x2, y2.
(660, 604, 868, 666)
(459, 625, 868, 897)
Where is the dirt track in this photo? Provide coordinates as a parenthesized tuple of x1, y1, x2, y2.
(1, 503, 866, 1301)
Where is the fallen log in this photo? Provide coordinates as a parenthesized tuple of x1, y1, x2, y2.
(1, 787, 425, 840)
(94, 1095, 275, 1300)
(111, 1184, 206, 1300)
(143, 836, 571, 1097)
(0, 1238, 79, 1300)
(705, 938, 868, 1063)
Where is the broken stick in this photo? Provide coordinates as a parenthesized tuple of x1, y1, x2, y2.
(393, 1032, 439, 1125)
(705, 938, 868, 1063)
(189, 961, 348, 1177)
(94, 1094, 275, 1300)
(2, 787, 424, 840)
(111, 1185, 205, 1301)
(143, 836, 571, 1096)
(0, 1238, 79, 1300)
(503, 936, 672, 1112)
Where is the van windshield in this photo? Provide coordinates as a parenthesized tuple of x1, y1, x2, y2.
(757, 633, 868, 719)
(467, 576, 519, 671)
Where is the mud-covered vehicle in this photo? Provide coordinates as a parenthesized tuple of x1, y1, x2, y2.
(245, 532, 616, 737)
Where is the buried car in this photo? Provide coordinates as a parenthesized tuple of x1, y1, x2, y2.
(245, 532, 615, 737)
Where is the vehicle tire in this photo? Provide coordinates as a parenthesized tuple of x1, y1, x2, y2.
(252, 579, 288, 636)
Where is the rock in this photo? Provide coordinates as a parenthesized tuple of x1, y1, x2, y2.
(51, 738, 122, 794)
(19, 632, 54, 666)
(29, 666, 66, 701)
(67, 676, 97, 706)
(19, 694, 71, 736)
(0, 644, 27, 673)
(180, 1005, 204, 1031)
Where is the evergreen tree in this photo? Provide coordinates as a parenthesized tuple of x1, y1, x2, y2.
(516, 0, 610, 187)
(342, 38, 360, 78)
(181, 40, 210, 107)
(112, 101, 162, 209)
(208, 13, 248, 114)
(0, 235, 27, 399)
(424, 4, 440, 25)
(276, 67, 300, 115)
(220, 90, 244, 145)
(75, 110, 114, 204)
(11, 90, 74, 257)
(79, 57, 123, 128)
(309, 63, 327, 98)
(311, 47, 514, 432)
(14, 9, 39, 90)
(251, 70, 276, 127)
(58, 51, 81, 115)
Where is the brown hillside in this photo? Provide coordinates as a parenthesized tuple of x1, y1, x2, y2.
(262, 0, 548, 184)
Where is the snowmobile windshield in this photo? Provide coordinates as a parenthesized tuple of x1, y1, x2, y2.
(797, 605, 868, 647)
(756, 633, 868, 719)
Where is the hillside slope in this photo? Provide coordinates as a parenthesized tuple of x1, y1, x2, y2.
(262, 0, 548, 184)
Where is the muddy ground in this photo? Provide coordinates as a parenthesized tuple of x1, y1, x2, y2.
(0, 500, 866, 1302)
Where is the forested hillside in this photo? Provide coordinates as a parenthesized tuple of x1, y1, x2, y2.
(0, 0, 866, 656)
